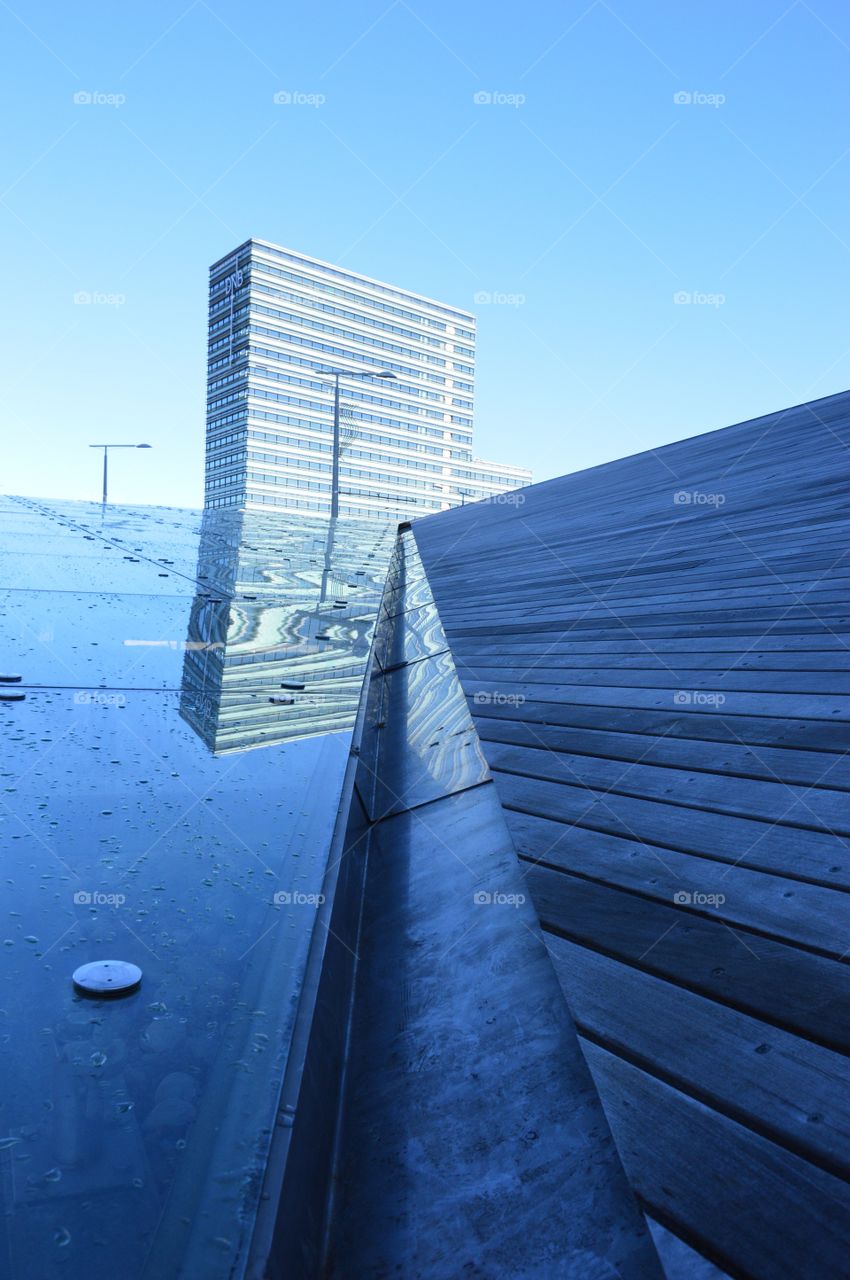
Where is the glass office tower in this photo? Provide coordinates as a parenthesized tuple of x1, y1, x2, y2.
(205, 239, 530, 518)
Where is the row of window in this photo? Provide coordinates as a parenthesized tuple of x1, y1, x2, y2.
(248, 470, 330, 491)
(205, 435, 511, 492)
(453, 468, 526, 486)
(207, 450, 246, 470)
(210, 257, 453, 330)
(211, 304, 444, 367)
(248, 449, 330, 472)
(245, 471, 442, 510)
(240, 428, 445, 473)
(209, 326, 474, 383)
(246, 341, 452, 387)
(244, 491, 330, 511)
(210, 278, 450, 349)
(341, 485, 440, 507)
(208, 383, 447, 430)
(244, 447, 441, 492)
(209, 363, 448, 408)
(243, 244, 473, 325)
(206, 403, 465, 459)
(206, 493, 244, 508)
(340, 464, 437, 490)
(207, 428, 246, 450)
(248, 322, 450, 368)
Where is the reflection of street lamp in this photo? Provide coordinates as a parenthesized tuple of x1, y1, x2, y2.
(89, 443, 152, 505)
(316, 368, 396, 519)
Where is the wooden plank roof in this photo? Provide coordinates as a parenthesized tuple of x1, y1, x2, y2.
(413, 390, 850, 1279)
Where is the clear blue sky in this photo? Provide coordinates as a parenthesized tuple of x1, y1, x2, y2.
(3, 0, 849, 508)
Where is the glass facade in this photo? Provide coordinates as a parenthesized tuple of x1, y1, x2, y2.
(205, 239, 531, 519)
(0, 494, 393, 1278)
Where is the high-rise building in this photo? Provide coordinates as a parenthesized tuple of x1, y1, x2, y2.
(205, 239, 530, 518)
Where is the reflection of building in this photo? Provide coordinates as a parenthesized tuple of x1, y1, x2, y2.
(180, 506, 395, 753)
(204, 239, 531, 518)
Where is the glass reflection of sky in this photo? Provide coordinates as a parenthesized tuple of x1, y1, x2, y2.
(0, 495, 393, 1279)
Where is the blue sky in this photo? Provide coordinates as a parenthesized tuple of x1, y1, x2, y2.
(3, 0, 850, 508)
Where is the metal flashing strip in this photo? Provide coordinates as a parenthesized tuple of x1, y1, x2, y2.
(323, 531, 663, 1279)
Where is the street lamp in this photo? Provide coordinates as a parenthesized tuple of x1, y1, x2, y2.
(89, 443, 152, 505)
(316, 368, 396, 519)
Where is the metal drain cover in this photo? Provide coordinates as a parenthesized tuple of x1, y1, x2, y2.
(72, 959, 142, 997)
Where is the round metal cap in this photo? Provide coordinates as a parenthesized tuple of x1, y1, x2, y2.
(72, 959, 142, 997)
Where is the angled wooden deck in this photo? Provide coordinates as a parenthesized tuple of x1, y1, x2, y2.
(413, 390, 850, 1279)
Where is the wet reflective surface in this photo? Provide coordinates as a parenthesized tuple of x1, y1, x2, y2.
(362, 534, 490, 822)
(0, 496, 394, 1278)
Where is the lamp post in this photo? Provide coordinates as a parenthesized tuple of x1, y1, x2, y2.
(317, 368, 396, 519)
(89, 443, 152, 505)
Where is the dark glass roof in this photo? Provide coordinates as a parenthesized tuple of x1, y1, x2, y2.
(0, 496, 393, 1278)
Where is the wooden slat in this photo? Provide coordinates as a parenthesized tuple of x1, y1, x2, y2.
(485, 739, 850, 832)
(547, 938, 850, 1181)
(475, 717, 850, 791)
(581, 1041, 850, 1280)
(523, 863, 850, 1054)
(497, 772, 849, 885)
(511, 810, 850, 954)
